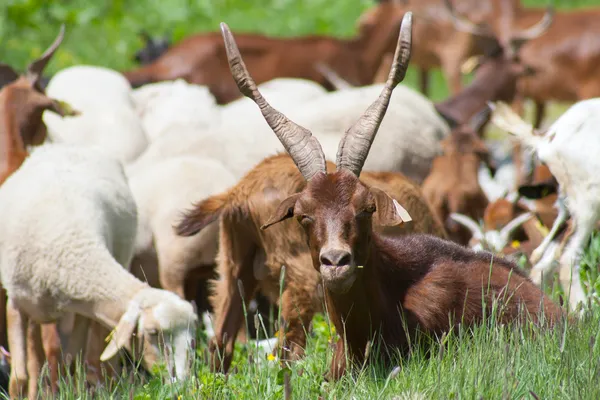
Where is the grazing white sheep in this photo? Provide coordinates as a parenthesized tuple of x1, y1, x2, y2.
(131, 79, 219, 143)
(491, 99, 600, 310)
(0, 144, 197, 397)
(130, 82, 448, 182)
(126, 156, 236, 299)
(43, 65, 148, 163)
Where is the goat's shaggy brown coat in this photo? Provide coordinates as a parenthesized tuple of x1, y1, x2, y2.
(176, 154, 446, 372)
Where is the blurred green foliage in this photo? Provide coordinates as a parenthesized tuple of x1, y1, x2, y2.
(1, 0, 594, 101)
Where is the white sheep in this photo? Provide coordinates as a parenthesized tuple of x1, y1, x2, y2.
(131, 79, 219, 143)
(491, 99, 600, 310)
(126, 156, 236, 299)
(129, 82, 449, 182)
(0, 144, 197, 397)
(42, 66, 148, 163)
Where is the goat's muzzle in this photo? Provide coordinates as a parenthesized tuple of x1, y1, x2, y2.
(319, 249, 357, 294)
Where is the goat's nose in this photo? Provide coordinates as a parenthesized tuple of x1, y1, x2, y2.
(320, 250, 352, 267)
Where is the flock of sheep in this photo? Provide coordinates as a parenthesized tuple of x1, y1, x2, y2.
(0, 0, 598, 398)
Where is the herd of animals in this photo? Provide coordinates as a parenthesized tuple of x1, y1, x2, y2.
(1, 0, 600, 398)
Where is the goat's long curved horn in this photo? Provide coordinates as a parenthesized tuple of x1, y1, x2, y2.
(449, 213, 484, 240)
(443, 0, 492, 36)
(336, 12, 412, 177)
(27, 24, 65, 85)
(469, 105, 492, 133)
(220, 22, 326, 180)
(500, 212, 533, 243)
(512, 6, 554, 42)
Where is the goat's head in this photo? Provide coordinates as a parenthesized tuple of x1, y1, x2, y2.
(134, 30, 171, 65)
(450, 211, 533, 253)
(0, 25, 78, 146)
(445, 0, 553, 101)
(221, 14, 413, 294)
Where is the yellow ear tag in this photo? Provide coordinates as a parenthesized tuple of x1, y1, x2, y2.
(105, 327, 117, 343)
(511, 240, 521, 249)
(357, 265, 364, 269)
(534, 219, 549, 236)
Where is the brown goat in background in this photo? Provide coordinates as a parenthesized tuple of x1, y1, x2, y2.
(176, 154, 446, 373)
(181, 14, 564, 380)
(123, 3, 404, 103)
(422, 107, 492, 245)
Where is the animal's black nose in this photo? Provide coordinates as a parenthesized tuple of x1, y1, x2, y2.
(320, 250, 352, 267)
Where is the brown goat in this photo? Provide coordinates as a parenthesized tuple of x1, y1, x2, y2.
(184, 15, 564, 379)
(0, 25, 78, 397)
(422, 107, 492, 245)
(122, 3, 403, 104)
(176, 153, 446, 373)
(477, 0, 600, 129)
(367, 0, 494, 95)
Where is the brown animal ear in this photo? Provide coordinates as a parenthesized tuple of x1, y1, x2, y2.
(261, 193, 301, 230)
(175, 192, 228, 236)
(0, 64, 19, 89)
(370, 187, 412, 226)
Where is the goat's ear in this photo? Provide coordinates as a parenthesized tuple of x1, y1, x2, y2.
(175, 192, 228, 236)
(370, 188, 412, 227)
(0, 64, 19, 89)
(100, 304, 142, 361)
(261, 193, 301, 230)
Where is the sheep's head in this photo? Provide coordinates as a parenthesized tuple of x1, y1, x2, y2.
(101, 289, 198, 381)
(0, 25, 78, 146)
(220, 13, 413, 294)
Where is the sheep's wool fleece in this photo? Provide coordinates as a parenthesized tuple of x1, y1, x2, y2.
(0, 144, 138, 318)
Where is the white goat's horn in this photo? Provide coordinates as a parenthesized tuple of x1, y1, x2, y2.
(449, 213, 484, 240)
(500, 212, 533, 243)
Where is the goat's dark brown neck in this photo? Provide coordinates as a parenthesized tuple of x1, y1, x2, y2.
(324, 234, 418, 361)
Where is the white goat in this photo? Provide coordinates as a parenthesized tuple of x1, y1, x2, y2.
(43, 66, 148, 163)
(0, 144, 197, 397)
(491, 99, 600, 310)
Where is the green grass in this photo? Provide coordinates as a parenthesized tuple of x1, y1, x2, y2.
(3, 0, 600, 398)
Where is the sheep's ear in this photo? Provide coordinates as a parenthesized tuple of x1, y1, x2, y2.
(371, 188, 412, 227)
(261, 194, 301, 230)
(100, 304, 142, 362)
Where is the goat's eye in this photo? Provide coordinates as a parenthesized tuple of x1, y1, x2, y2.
(146, 329, 158, 337)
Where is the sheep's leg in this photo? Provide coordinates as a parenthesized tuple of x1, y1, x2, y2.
(327, 337, 347, 381)
(26, 322, 43, 399)
(63, 314, 91, 376)
(533, 101, 546, 129)
(559, 215, 594, 311)
(530, 196, 568, 265)
(7, 300, 29, 399)
(418, 68, 430, 97)
(40, 323, 61, 395)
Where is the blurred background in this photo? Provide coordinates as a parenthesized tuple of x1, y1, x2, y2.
(0, 0, 592, 102)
